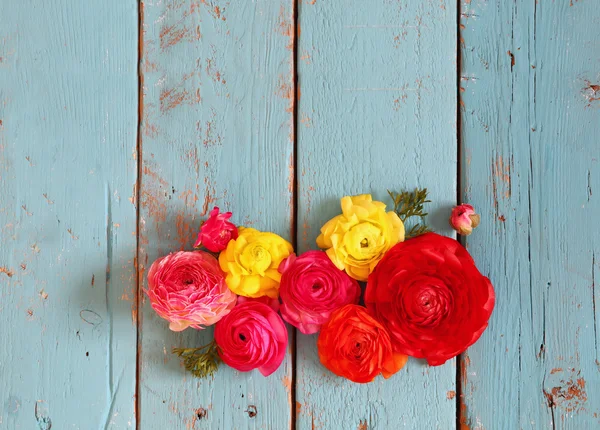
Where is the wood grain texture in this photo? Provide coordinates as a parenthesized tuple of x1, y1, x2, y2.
(2, 0, 598, 428)
(460, 0, 600, 428)
(0, 1, 139, 428)
(137, 1, 294, 428)
(295, 1, 458, 428)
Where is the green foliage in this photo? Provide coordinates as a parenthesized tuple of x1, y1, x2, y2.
(387, 188, 431, 239)
(173, 340, 221, 379)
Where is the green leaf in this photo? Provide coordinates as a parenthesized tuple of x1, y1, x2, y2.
(173, 340, 221, 379)
(387, 187, 431, 239)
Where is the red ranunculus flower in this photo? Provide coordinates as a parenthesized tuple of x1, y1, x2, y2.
(365, 232, 495, 366)
(194, 207, 238, 252)
(317, 304, 408, 383)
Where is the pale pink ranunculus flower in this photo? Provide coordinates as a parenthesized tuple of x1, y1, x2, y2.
(194, 207, 238, 252)
(278, 251, 361, 334)
(146, 251, 237, 332)
(449, 204, 481, 236)
(214, 301, 288, 376)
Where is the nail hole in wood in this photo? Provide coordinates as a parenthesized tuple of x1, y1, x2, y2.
(196, 407, 207, 420)
(246, 405, 257, 418)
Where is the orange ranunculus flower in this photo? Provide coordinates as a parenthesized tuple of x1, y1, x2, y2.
(317, 304, 408, 383)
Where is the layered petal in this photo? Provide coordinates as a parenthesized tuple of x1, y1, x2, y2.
(219, 227, 293, 298)
(214, 301, 288, 376)
(365, 232, 495, 365)
(316, 194, 404, 281)
(146, 251, 237, 331)
(317, 304, 407, 383)
(279, 251, 361, 334)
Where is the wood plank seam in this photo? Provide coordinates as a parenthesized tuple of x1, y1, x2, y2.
(135, 1, 145, 429)
(291, 0, 299, 429)
(456, 0, 463, 428)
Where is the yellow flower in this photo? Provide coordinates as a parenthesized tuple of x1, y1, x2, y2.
(316, 194, 404, 281)
(219, 227, 293, 298)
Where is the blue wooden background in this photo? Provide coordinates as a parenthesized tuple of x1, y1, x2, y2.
(0, 0, 598, 429)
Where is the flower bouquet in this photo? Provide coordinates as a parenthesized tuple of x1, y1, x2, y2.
(146, 190, 494, 383)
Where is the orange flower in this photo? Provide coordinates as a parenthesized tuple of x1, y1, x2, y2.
(317, 304, 407, 383)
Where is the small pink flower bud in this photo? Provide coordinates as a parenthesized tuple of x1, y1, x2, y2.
(450, 204, 480, 236)
(194, 207, 238, 252)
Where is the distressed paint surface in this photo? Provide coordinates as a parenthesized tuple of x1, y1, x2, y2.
(137, 1, 294, 429)
(2, 0, 599, 428)
(460, 0, 600, 429)
(0, 1, 139, 428)
(295, 1, 457, 429)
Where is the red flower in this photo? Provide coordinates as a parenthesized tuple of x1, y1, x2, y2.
(365, 232, 495, 366)
(317, 304, 408, 383)
(194, 207, 238, 252)
(214, 301, 288, 376)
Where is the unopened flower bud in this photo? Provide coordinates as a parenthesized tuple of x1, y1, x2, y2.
(450, 204, 480, 235)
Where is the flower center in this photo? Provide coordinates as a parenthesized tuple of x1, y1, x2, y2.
(345, 222, 381, 260)
(401, 282, 453, 327)
(174, 271, 197, 291)
(240, 243, 272, 275)
(239, 333, 246, 341)
(348, 335, 367, 360)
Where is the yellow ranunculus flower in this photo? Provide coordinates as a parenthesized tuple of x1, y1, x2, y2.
(219, 227, 293, 298)
(316, 194, 404, 281)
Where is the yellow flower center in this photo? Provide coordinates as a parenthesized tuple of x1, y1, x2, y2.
(240, 242, 272, 275)
(345, 222, 381, 260)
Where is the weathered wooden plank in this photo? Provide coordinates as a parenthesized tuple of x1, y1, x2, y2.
(138, 1, 294, 428)
(460, 0, 600, 428)
(0, 1, 139, 428)
(295, 1, 457, 428)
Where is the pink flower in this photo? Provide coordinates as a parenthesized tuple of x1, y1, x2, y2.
(194, 207, 238, 252)
(450, 204, 481, 236)
(278, 251, 361, 334)
(146, 251, 237, 332)
(214, 301, 288, 376)
(237, 295, 280, 313)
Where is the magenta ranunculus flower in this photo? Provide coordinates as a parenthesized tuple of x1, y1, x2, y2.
(278, 251, 361, 334)
(214, 301, 288, 376)
(146, 251, 237, 332)
(194, 206, 239, 252)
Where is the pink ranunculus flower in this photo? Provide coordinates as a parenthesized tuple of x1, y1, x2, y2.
(146, 251, 237, 332)
(278, 251, 361, 334)
(450, 204, 481, 236)
(214, 301, 288, 376)
(194, 207, 238, 252)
